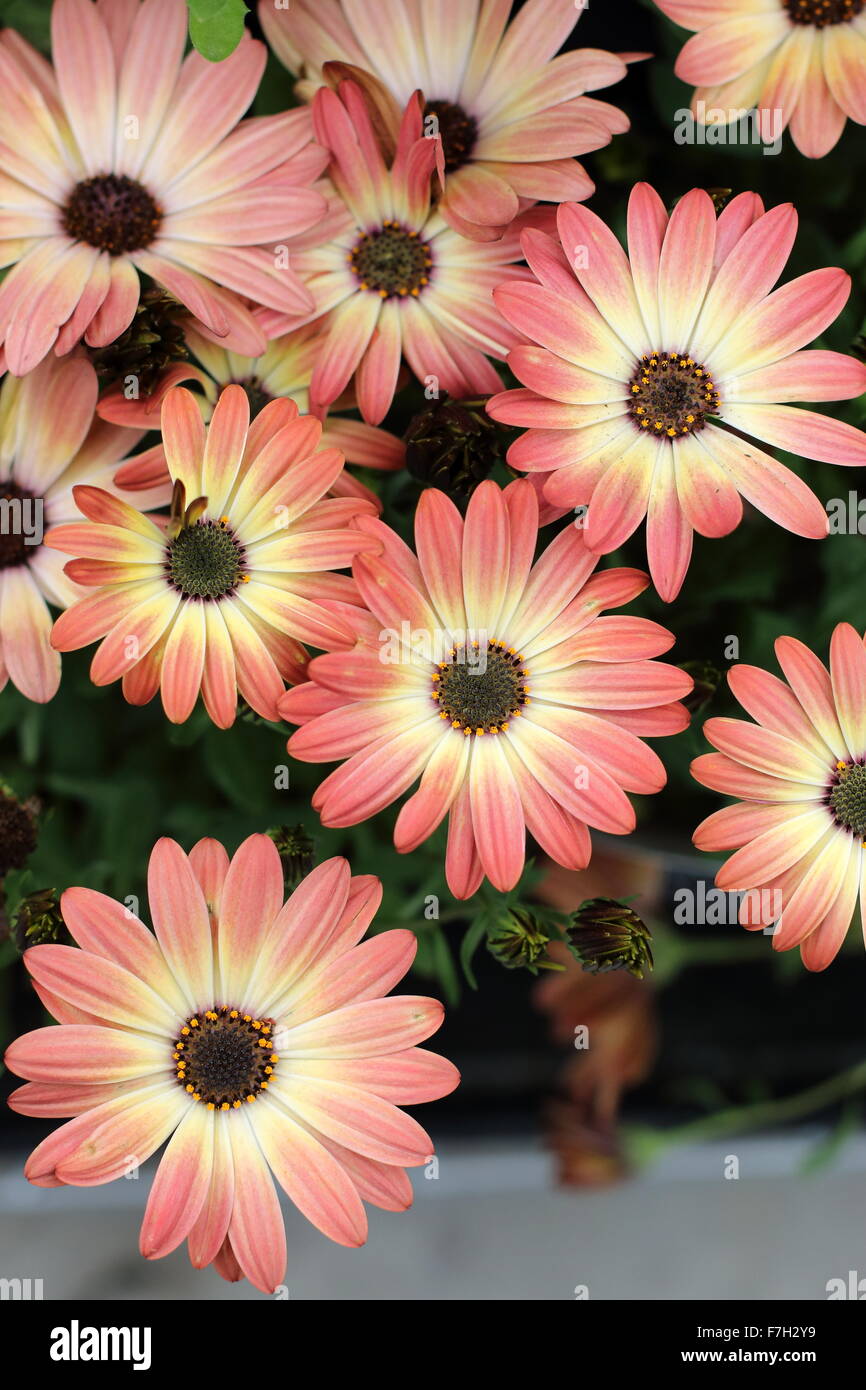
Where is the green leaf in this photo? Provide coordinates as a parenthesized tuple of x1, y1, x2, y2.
(458, 911, 489, 990)
(202, 723, 275, 813)
(187, 0, 248, 63)
(427, 925, 460, 1007)
(254, 49, 298, 117)
(1, 867, 34, 922)
(798, 1100, 861, 1175)
(0, 0, 51, 52)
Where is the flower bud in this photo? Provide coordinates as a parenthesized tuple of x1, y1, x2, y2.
(487, 908, 560, 974)
(267, 824, 315, 894)
(404, 396, 509, 503)
(0, 785, 38, 875)
(567, 899, 653, 979)
(13, 888, 69, 951)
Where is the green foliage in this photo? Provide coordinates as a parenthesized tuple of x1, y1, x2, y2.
(186, 0, 248, 62)
(799, 1099, 862, 1174)
(0, 0, 51, 49)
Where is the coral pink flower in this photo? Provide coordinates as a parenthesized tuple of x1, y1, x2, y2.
(97, 321, 405, 507)
(280, 479, 692, 899)
(260, 0, 641, 240)
(488, 186, 866, 601)
(266, 80, 545, 425)
(0, 355, 167, 703)
(654, 0, 866, 158)
(0, 0, 327, 376)
(5, 834, 458, 1292)
(692, 624, 866, 971)
(46, 384, 382, 726)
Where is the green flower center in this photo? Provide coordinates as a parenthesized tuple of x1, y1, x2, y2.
(166, 519, 246, 601)
(629, 351, 721, 439)
(828, 761, 866, 837)
(783, 0, 863, 26)
(433, 640, 529, 735)
(63, 174, 162, 255)
(0, 483, 40, 569)
(349, 220, 433, 298)
(424, 99, 478, 173)
(173, 1008, 278, 1110)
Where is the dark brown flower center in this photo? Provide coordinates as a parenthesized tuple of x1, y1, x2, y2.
(233, 377, 274, 419)
(784, 0, 863, 25)
(63, 174, 162, 255)
(166, 518, 246, 601)
(173, 1008, 279, 1109)
(433, 639, 529, 735)
(349, 220, 433, 298)
(0, 483, 41, 569)
(425, 99, 478, 173)
(0, 790, 38, 874)
(828, 760, 866, 837)
(629, 351, 721, 439)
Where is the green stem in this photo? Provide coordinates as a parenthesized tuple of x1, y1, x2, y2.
(635, 1058, 866, 1158)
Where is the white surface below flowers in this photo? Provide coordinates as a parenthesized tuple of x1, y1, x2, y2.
(1, 1135, 865, 1301)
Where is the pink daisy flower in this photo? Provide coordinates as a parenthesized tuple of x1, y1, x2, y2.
(260, 0, 641, 240)
(265, 80, 546, 425)
(96, 320, 406, 507)
(0, 0, 328, 377)
(5, 834, 458, 1292)
(488, 186, 866, 602)
(279, 479, 693, 900)
(654, 0, 866, 159)
(692, 624, 866, 972)
(45, 384, 382, 726)
(0, 354, 167, 703)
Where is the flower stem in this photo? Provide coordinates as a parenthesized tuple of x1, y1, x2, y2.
(627, 1058, 866, 1163)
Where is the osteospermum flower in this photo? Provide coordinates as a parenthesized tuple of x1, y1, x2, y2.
(46, 384, 382, 726)
(5, 834, 458, 1292)
(267, 80, 545, 425)
(488, 186, 866, 601)
(692, 624, 866, 971)
(0, 355, 167, 702)
(280, 479, 693, 899)
(0, 0, 327, 376)
(260, 0, 641, 239)
(654, 0, 866, 158)
(97, 320, 406, 504)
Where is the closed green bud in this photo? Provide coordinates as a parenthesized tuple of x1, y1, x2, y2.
(567, 899, 653, 979)
(267, 824, 315, 894)
(13, 889, 69, 952)
(680, 659, 720, 716)
(487, 908, 560, 974)
(89, 290, 189, 398)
